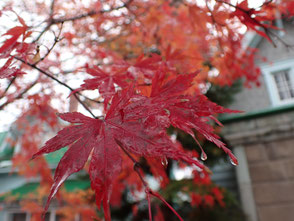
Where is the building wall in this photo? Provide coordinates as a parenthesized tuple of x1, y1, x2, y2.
(228, 19, 294, 113)
(222, 109, 294, 221)
(256, 21, 294, 64)
(228, 76, 271, 112)
(223, 18, 294, 216)
(245, 138, 294, 221)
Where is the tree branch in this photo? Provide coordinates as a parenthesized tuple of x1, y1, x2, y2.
(52, 0, 133, 24)
(205, 2, 225, 54)
(49, 0, 55, 19)
(34, 0, 133, 43)
(0, 78, 38, 110)
(0, 76, 17, 99)
(14, 57, 98, 118)
(33, 23, 64, 65)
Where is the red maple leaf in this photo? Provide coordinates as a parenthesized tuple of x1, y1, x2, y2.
(191, 193, 202, 207)
(0, 26, 27, 55)
(72, 64, 128, 110)
(33, 72, 237, 220)
(0, 14, 30, 79)
(0, 57, 26, 79)
(231, 0, 276, 42)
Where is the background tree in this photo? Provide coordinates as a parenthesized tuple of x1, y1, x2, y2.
(0, 0, 293, 220)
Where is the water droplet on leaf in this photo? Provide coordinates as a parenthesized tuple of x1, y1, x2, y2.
(161, 157, 168, 168)
(230, 157, 237, 166)
(164, 108, 170, 116)
(201, 151, 207, 161)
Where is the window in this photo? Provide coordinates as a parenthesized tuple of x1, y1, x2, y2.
(6, 212, 28, 221)
(262, 58, 294, 106)
(10, 213, 26, 221)
(272, 69, 294, 101)
(5, 210, 80, 221)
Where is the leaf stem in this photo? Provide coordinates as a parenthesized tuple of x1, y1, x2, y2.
(115, 138, 183, 221)
(146, 190, 153, 221)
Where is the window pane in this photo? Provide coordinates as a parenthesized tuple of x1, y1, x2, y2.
(273, 69, 294, 101)
(56, 214, 65, 221)
(44, 212, 50, 221)
(11, 213, 26, 221)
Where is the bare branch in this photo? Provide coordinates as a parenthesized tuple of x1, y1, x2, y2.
(0, 78, 38, 110)
(0, 76, 17, 99)
(14, 57, 98, 118)
(34, 0, 133, 43)
(33, 22, 64, 65)
(52, 0, 133, 24)
(49, 0, 55, 19)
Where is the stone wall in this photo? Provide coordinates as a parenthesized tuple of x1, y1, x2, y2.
(222, 108, 294, 221)
(245, 139, 294, 221)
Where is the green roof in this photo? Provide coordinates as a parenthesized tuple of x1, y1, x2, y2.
(45, 147, 67, 165)
(219, 103, 294, 124)
(0, 131, 67, 165)
(0, 180, 90, 201)
(0, 132, 14, 161)
(0, 132, 8, 144)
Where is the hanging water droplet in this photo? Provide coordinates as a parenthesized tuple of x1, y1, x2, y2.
(201, 151, 207, 161)
(230, 157, 237, 166)
(161, 157, 168, 168)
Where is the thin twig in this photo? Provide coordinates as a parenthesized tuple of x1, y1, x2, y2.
(34, 0, 133, 43)
(0, 78, 38, 110)
(14, 57, 97, 118)
(217, 0, 294, 49)
(34, 23, 64, 65)
(0, 76, 17, 99)
(205, 2, 225, 54)
(33, 23, 64, 66)
(52, 0, 133, 24)
(215, 0, 275, 44)
(34, 24, 51, 43)
(49, 0, 55, 19)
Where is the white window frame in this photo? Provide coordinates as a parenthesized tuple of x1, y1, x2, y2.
(261, 57, 294, 106)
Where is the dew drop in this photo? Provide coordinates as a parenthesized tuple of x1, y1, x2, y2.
(230, 157, 237, 166)
(161, 157, 168, 168)
(201, 151, 207, 161)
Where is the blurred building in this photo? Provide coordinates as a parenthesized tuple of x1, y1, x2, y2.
(0, 97, 87, 221)
(221, 17, 294, 221)
(1, 16, 293, 221)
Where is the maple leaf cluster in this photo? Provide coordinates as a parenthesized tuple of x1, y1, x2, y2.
(0, 0, 293, 220)
(31, 71, 238, 220)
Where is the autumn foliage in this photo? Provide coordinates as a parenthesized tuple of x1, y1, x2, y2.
(0, 0, 293, 220)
